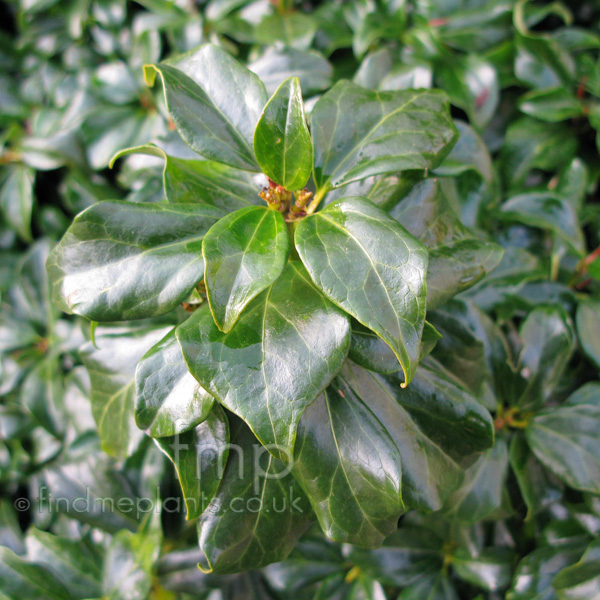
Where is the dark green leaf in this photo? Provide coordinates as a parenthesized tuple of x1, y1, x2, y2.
(155, 403, 229, 520)
(349, 320, 441, 374)
(347, 525, 443, 587)
(177, 261, 350, 460)
(526, 385, 600, 494)
(509, 433, 562, 520)
(254, 77, 312, 191)
(196, 417, 313, 573)
(516, 305, 575, 409)
(508, 544, 586, 600)
(427, 240, 504, 310)
(498, 193, 584, 256)
(0, 165, 34, 242)
(452, 547, 514, 592)
(25, 528, 103, 600)
(48, 201, 223, 321)
(553, 538, 600, 600)
(0, 547, 72, 600)
(203, 206, 289, 332)
(331, 361, 478, 512)
(293, 372, 405, 548)
(519, 88, 583, 122)
(145, 44, 267, 171)
(576, 299, 600, 370)
(111, 144, 263, 212)
(135, 328, 215, 438)
(442, 438, 508, 523)
(311, 81, 457, 192)
(499, 117, 577, 192)
(295, 196, 428, 385)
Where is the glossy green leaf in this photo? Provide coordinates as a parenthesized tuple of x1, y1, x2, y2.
(576, 299, 600, 370)
(427, 240, 504, 310)
(254, 77, 312, 191)
(311, 81, 457, 192)
(25, 528, 103, 600)
(177, 261, 351, 460)
(203, 206, 289, 332)
(516, 305, 575, 409)
(196, 417, 313, 573)
(388, 176, 503, 310)
(293, 373, 405, 548)
(0, 164, 34, 242)
(436, 55, 499, 129)
(499, 117, 577, 191)
(144, 44, 267, 171)
(339, 361, 468, 512)
(397, 572, 460, 600)
(295, 196, 428, 385)
(519, 88, 583, 122)
(81, 325, 170, 458)
(452, 547, 514, 592)
(44, 450, 141, 533)
(102, 513, 162, 600)
(0, 547, 72, 600)
(248, 46, 333, 96)
(48, 201, 223, 321)
(263, 537, 344, 594)
(498, 193, 585, 256)
(526, 384, 600, 494)
(111, 144, 263, 212)
(553, 538, 600, 600)
(135, 328, 215, 438)
(509, 432, 562, 521)
(349, 320, 441, 374)
(155, 403, 229, 520)
(442, 437, 508, 523)
(347, 525, 443, 587)
(508, 544, 586, 600)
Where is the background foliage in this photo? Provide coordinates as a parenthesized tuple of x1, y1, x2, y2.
(1, 0, 600, 598)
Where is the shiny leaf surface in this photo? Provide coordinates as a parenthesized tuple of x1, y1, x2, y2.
(135, 328, 215, 438)
(203, 206, 289, 332)
(177, 261, 351, 460)
(145, 44, 267, 171)
(311, 81, 457, 191)
(48, 201, 223, 321)
(296, 196, 428, 385)
(253, 77, 312, 191)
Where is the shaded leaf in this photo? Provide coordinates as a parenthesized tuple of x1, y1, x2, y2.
(111, 144, 263, 212)
(81, 324, 170, 458)
(526, 384, 600, 494)
(155, 403, 229, 520)
(196, 417, 313, 573)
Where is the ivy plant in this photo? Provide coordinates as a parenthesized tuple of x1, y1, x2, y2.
(46, 43, 500, 573)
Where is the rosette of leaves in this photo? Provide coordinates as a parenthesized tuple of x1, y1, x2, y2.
(47, 43, 499, 573)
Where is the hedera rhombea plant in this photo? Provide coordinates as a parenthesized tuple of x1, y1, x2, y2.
(46, 44, 497, 573)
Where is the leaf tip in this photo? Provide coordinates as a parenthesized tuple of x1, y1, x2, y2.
(143, 64, 158, 87)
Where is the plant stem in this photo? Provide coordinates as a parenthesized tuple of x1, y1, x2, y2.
(306, 186, 329, 215)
